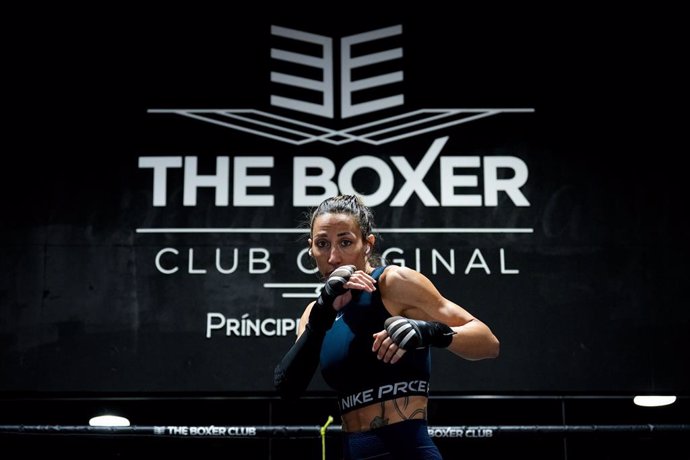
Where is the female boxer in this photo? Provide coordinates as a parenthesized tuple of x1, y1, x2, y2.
(275, 194, 499, 459)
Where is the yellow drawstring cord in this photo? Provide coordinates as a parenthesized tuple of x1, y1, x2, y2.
(320, 415, 334, 460)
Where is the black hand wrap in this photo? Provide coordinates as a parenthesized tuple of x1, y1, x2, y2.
(307, 265, 356, 333)
(384, 316, 456, 350)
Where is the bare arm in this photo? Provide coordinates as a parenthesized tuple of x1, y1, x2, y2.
(376, 265, 499, 361)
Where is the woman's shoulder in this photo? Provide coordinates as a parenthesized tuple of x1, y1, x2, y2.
(378, 265, 430, 315)
(379, 264, 420, 285)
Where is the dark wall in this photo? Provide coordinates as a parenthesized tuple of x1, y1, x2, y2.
(1, 10, 687, 398)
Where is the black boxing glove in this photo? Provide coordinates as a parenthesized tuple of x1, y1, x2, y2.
(384, 316, 456, 350)
(307, 265, 356, 333)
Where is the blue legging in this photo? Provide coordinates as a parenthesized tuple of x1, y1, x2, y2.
(342, 419, 443, 459)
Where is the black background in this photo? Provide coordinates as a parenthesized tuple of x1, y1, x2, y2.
(1, 8, 687, 459)
(2, 9, 687, 396)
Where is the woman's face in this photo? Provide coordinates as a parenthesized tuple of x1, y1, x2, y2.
(309, 212, 372, 277)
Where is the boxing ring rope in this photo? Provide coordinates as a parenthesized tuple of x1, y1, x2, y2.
(1, 423, 688, 438)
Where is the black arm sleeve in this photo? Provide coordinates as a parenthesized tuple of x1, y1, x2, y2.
(273, 324, 326, 399)
(273, 265, 355, 399)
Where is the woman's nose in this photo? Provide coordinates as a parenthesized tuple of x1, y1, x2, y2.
(327, 246, 342, 264)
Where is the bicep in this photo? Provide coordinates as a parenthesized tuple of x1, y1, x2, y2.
(434, 298, 476, 327)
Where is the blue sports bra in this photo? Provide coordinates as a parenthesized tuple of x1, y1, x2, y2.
(319, 266, 431, 414)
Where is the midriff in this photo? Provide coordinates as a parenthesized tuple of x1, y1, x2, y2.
(340, 395, 428, 432)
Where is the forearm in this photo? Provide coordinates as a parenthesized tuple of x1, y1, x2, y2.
(274, 265, 356, 398)
(447, 319, 500, 360)
(273, 325, 325, 399)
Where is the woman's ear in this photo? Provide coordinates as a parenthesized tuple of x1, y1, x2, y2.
(366, 234, 376, 252)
